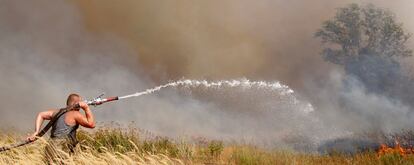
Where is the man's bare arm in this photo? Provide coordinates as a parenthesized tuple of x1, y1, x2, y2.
(27, 109, 56, 141)
(75, 102, 95, 128)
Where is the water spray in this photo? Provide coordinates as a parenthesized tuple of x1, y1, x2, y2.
(0, 78, 301, 152)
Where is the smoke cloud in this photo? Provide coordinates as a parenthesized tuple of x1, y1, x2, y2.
(1, 0, 414, 152)
(0, 1, 330, 149)
(71, 0, 414, 88)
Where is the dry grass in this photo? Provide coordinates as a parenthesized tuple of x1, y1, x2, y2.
(0, 128, 414, 165)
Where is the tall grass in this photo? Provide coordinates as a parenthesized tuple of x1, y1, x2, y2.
(0, 127, 414, 164)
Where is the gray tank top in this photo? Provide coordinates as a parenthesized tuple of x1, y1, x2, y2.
(50, 112, 79, 144)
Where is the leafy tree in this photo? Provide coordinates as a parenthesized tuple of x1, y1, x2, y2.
(316, 3, 411, 65)
(315, 4, 412, 96)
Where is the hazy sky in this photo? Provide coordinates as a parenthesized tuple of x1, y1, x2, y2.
(71, 0, 414, 90)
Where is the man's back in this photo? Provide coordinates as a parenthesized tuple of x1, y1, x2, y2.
(51, 112, 79, 142)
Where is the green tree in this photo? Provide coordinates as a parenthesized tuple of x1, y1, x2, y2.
(315, 3, 412, 65)
(315, 3, 413, 97)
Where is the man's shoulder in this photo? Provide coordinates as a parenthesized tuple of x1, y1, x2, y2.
(67, 111, 82, 118)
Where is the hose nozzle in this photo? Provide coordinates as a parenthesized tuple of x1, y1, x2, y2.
(85, 93, 119, 106)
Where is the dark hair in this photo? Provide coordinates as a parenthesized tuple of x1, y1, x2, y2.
(66, 93, 80, 106)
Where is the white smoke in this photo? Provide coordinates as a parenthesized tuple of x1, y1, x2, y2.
(0, 0, 336, 151)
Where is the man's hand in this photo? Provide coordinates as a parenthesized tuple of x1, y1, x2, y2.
(78, 101, 89, 110)
(26, 132, 38, 142)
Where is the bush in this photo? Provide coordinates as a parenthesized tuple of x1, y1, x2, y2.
(141, 137, 180, 157)
(208, 140, 224, 157)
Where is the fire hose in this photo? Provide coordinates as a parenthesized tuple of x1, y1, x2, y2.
(0, 94, 119, 152)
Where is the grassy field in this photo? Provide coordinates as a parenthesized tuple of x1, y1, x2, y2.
(0, 127, 413, 165)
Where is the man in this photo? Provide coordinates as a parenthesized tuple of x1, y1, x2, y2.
(27, 93, 95, 159)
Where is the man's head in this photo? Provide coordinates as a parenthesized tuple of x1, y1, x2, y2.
(66, 93, 82, 108)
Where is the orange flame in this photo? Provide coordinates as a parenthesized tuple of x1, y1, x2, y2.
(377, 141, 412, 157)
